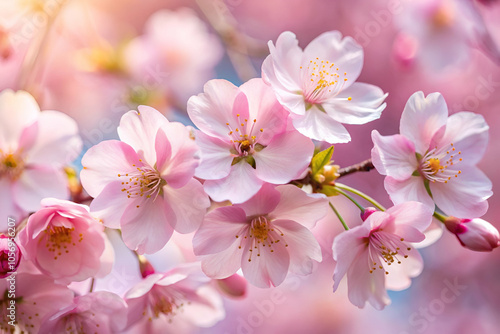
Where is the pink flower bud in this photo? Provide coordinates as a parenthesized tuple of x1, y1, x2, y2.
(216, 273, 247, 298)
(444, 217, 500, 252)
(0, 234, 21, 278)
(360, 207, 378, 221)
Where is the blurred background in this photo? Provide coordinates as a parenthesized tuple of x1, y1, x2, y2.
(1, 0, 499, 333)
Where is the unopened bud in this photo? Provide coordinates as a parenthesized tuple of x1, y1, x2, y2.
(444, 217, 500, 252)
(0, 234, 21, 278)
(360, 207, 378, 221)
(216, 273, 247, 298)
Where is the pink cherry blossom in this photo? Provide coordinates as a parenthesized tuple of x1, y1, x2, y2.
(0, 272, 74, 333)
(187, 78, 314, 204)
(18, 198, 113, 284)
(332, 202, 434, 310)
(39, 291, 128, 333)
(123, 263, 225, 333)
(193, 184, 327, 288)
(371, 91, 492, 218)
(262, 31, 388, 144)
(80, 105, 210, 254)
(0, 89, 82, 227)
(0, 233, 21, 278)
(444, 216, 500, 251)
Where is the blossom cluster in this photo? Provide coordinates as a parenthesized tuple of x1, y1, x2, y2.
(0, 3, 499, 333)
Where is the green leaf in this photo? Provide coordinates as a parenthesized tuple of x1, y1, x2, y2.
(311, 146, 334, 176)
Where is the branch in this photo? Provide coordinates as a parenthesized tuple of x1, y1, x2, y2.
(337, 159, 375, 178)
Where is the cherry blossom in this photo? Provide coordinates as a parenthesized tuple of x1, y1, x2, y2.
(123, 263, 225, 333)
(39, 291, 128, 333)
(0, 89, 82, 227)
(193, 184, 327, 288)
(371, 91, 492, 218)
(18, 198, 113, 284)
(80, 105, 210, 254)
(444, 216, 500, 252)
(332, 202, 434, 310)
(0, 234, 21, 278)
(262, 31, 387, 144)
(187, 78, 314, 203)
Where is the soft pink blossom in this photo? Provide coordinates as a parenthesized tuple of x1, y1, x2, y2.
(123, 263, 225, 333)
(0, 272, 74, 333)
(444, 216, 500, 251)
(39, 291, 128, 333)
(125, 8, 223, 103)
(81, 105, 210, 254)
(371, 91, 492, 218)
(0, 89, 82, 226)
(18, 198, 113, 284)
(262, 31, 387, 144)
(187, 78, 314, 203)
(193, 184, 327, 288)
(0, 233, 21, 278)
(332, 202, 434, 310)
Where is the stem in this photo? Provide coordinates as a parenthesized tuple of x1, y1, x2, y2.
(337, 159, 375, 178)
(329, 202, 349, 231)
(433, 211, 448, 223)
(335, 183, 386, 211)
(89, 277, 95, 293)
(335, 188, 365, 212)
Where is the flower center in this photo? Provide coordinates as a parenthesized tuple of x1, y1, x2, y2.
(226, 114, 265, 165)
(367, 231, 412, 275)
(119, 162, 166, 205)
(235, 216, 288, 262)
(0, 152, 25, 180)
(301, 58, 351, 104)
(420, 143, 462, 184)
(431, 3, 454, 29)
(144, 289, 187, 323)
(44, 225, 81, 260)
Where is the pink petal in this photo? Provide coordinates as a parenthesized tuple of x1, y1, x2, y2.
(384, 176, 435, 208)
(430, 166, 492, 218)
(241, 232, 290, 288)
(386, 201, 434, 233)
(23, 111, 82, 166)
(187, 79, 240, 139)
(200, 241, 243, 279)
(273, 219, 322, 275)
(154, 128, 172, 173)
(234, 183, 280, 217)
(291, 105, 351, 144)
(400, 91, 448, 154)
(0, 90, 39, 151)
(193, 206, 247, 256)
(270, 185, 328, 229)
(89, 181, 129, 229)
(371, 131, 418, 180)
(194, 130, 232, 180)
(436, 111, 489, 165)
(203, 161, 264, 204)
(120, 198, 175, 254)
(81, 140, 142, 197)
(332, 225, 370, 292)
(303, 31, 364, 86)
(322, 82, 387, 125)
(117, 107, 169, 167)
(0, 178, 24, 226)
(13, 167, 69, 212)
(162, 179, 210, 234)
(253, 130, 314, 184)
(384, 249, 423, 291)
(36, 236, 81, 278)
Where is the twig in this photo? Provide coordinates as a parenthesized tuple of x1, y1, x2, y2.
(337, 159, 375, 178)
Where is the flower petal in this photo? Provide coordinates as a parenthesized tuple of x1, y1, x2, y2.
(234, 183, 280, 217)
(200, 241, 243, 279)
(253, 130, 314, 184)
(194, 130, 232, 180)
(385, 201, 433, 233)
(384, 176, 435, 209)
(203, 161, 263, 204)
(291, 105, 351, 144)
(89, 181, 129, 229)
(371, 131, 418, 180)
(384, 249, 423, 291)
(400, 91, 448, 154)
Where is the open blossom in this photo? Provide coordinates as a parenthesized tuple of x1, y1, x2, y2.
(0, 272, 74, 333)
(0, 89, 82, 226)
(187, 78, 314, 203)
(332, 202, 434, 310)
(262, 31, 387, 144)
(193, 184, 327, 288)
(444, 216, 500, 252)
(39, 291, 128, 333)
(371, 91, 492, 218)
(124, 263, 225, 334)
(81, 106, 210, 254)
(0, 234, 21, 278)
(18, 198, 113, 284)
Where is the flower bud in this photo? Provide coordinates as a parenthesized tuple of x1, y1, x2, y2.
(360, 207, 378, 221)
(0, 234, 21, 278)
(444, 217, 500, 252)
(216, 273, 247, 298)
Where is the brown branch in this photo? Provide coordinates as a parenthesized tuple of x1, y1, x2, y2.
(337, 159, 375, 178)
